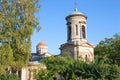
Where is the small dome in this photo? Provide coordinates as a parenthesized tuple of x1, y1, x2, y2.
(70, 7, 86, 16)
(70, 10, 86, 17)
(37, 42, 47, 47)
(66, 9, 87, 20)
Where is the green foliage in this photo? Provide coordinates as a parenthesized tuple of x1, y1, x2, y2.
(0, 0, 41, 79)
(36, 55, 120, 80)
(42, 56, 73, 74)
(95, 34, 120, 66)
(94, 34, 120, 79)
(35, 69, 54, 80)
(36, 56, 74, 80)
(0, 44, 13, 69)
(0, 0, 40, 72)
(37, 56, 88, 79)
(0, 73, 20, 80)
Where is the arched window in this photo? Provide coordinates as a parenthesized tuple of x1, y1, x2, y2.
(82, 26, 86, 38)
(76, 24, 78, 35)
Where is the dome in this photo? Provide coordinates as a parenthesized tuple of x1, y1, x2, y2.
(66, 8, 87, 20)
(37, 42, 47, 47)
(72, 7, 85, 15)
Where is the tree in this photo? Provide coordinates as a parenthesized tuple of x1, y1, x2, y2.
(94, 34, 120, 79)
(95, 34, 120, 66)
(0, 0, 40, 75)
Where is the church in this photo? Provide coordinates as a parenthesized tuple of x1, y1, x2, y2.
(21, 42, 52, 80)
(21, 7, 94, 80)
(60, 7, 94, 62)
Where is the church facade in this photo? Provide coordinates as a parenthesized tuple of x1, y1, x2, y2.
(60, 8, 94, 62)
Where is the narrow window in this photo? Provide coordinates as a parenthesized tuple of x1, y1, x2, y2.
(68, 26, 71, 40)
(82, 26, 86, 38)
(85, 55, 88, 61)
(76, 24, 78, 35)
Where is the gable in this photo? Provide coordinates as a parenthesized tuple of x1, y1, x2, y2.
(78, 42, 94, 48)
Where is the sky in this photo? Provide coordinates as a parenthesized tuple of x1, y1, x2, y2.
(31, 0, 120, 55)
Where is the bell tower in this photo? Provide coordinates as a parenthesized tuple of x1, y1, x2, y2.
(66, 7, 87, 44)
(60, 6, 94, 62)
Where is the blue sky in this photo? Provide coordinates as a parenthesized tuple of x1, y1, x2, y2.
(32, 0, 120, 54)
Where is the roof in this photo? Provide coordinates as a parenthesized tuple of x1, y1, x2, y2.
(66, 8, 87, 20)
(37, 42, 47, 47)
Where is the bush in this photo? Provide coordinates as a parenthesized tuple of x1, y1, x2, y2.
(0, 73, 20, 80)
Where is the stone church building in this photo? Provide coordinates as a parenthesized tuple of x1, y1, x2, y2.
(21, 7, 94, 80)
(60, 7, 94, 62)
(21, 42, 52, 80)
